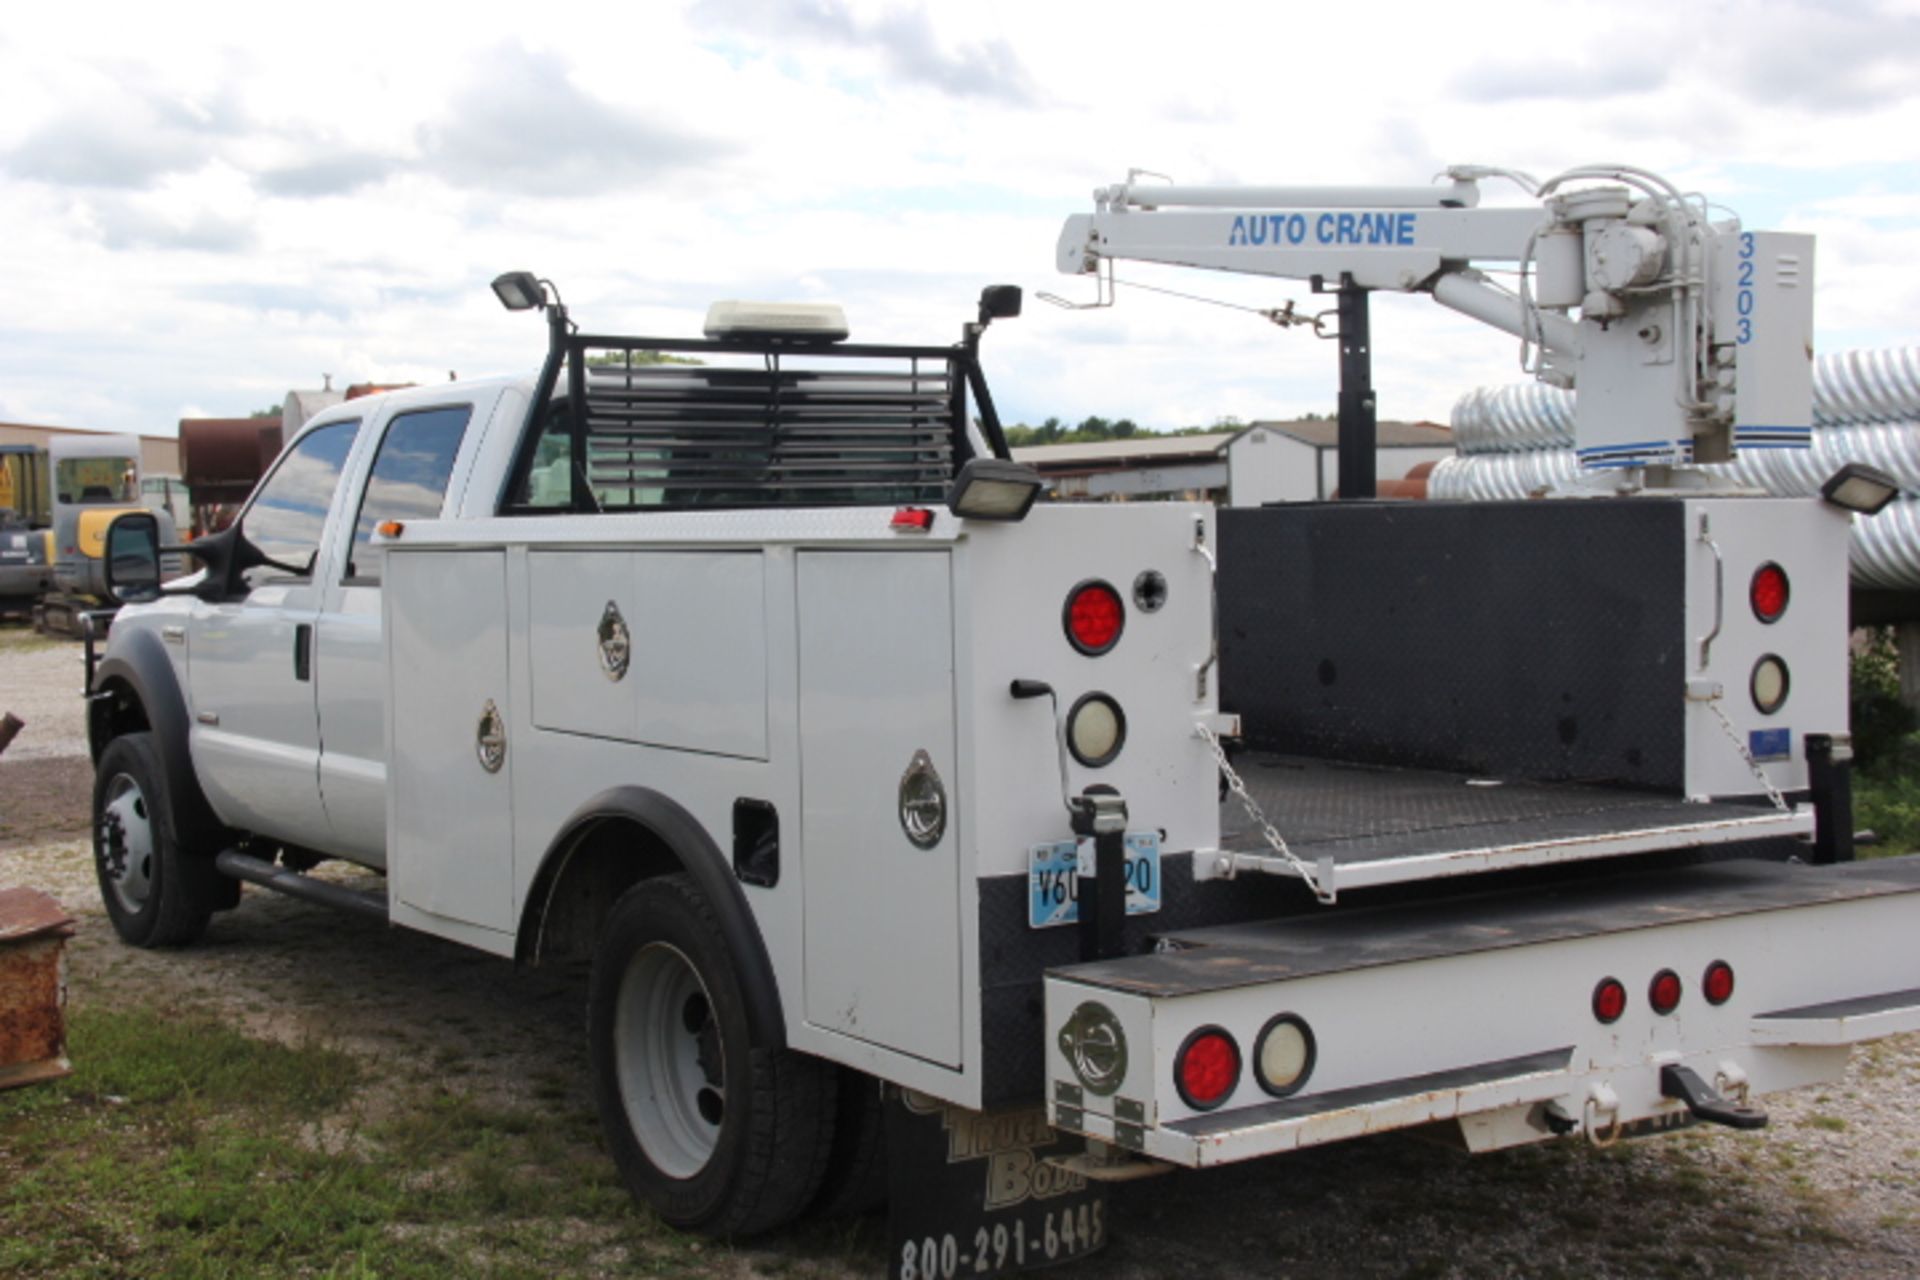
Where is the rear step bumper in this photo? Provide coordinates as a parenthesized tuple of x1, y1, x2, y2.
(1044, 856, 1920, 1168)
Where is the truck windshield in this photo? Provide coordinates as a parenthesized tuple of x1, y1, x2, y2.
(56, 457, 138, 505)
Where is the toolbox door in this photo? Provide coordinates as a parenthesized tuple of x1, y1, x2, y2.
(798, 550, 961, 1069)
(385, 548, 515, 935)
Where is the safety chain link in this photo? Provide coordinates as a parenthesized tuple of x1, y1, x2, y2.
(1197, 725, 1337, 903)
(1703, 700, 1791, 813)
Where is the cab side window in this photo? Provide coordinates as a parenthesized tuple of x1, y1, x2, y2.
(347, 405, 473, 583)
(242, 419, 360, 588)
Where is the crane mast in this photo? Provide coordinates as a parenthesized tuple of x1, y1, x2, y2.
(1055, 165, 1814, 495)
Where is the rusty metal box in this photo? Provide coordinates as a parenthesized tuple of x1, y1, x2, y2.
(0, 886, 75, 1090)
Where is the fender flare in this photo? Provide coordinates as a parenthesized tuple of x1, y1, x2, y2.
(89, 627, 225, 848)
(519, 785, 786, 1049)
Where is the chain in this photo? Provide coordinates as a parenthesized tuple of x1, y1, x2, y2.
(1704, 700, 1790, 813)
(1196, 725, 1336, 903)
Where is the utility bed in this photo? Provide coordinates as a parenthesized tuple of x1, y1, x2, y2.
(1216, 752, 1811, 893)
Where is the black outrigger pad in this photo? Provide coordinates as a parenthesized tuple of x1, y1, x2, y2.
(885, 1088, 1108, 1278)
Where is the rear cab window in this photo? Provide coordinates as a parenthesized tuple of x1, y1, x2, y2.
(346, 405, 473, 584)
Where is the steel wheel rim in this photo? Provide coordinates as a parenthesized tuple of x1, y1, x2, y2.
(613, 941, 725, 1179)
(99, 772, 156, 914)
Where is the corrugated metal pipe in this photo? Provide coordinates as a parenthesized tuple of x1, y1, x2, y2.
(1437, 346, 1920, 588)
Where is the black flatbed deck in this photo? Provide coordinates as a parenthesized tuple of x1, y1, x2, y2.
(1061, 854, 1920, 998)
(1218, 752, 1811, 891)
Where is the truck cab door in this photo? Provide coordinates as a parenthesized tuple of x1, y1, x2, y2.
(313, 396, 491, 867)
(186, 418, 360, 845)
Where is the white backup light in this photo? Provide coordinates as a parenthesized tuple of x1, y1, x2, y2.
(1255, 1015, 1316, 1096)
(1751, 655, 1789, 715)
(1067, 693, 1125, 768)
(703, 301, 849, 341)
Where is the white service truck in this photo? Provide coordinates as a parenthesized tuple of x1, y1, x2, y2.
(85, 167, 1920, 1272)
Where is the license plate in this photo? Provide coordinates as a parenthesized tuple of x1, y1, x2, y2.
(1028, 832, 1160, 929)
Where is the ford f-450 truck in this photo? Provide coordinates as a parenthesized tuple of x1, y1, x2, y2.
(88, 261, 1920, 1271)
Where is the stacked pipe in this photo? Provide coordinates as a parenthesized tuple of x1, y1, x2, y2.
(1431, 346, 1920, 588)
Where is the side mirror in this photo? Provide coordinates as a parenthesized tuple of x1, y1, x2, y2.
(978, 284, 1023, 323)
(104, 511, 163, 604)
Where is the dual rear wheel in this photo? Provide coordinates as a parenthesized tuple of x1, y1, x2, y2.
(588, 873, 884, 1236)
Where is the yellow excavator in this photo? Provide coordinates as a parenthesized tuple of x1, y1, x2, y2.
(0, 434, 181, 636)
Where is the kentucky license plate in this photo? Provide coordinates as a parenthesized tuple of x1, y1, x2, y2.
(1027, 832, 1161, 929)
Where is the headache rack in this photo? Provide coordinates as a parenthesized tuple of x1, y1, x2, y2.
(502, 329, 1010, 515)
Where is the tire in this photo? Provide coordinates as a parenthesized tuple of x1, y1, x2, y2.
(588, 874, 836, 1236)
(92, 732, 222, 947)
(809, 1066, 890, 1219)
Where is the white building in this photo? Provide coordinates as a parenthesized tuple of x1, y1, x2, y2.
(1221, 419, 1454, 505)
(1012, 434, 1233, 501)
(1009, 420, 1455, 505)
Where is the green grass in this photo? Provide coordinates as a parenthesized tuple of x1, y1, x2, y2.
(1854, 757, 1920, 856)
(0, 1004, 731, 1280)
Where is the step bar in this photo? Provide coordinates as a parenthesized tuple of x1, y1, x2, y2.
(215, 850, 389, 921)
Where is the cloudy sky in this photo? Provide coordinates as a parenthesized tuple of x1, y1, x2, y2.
(2, 0, 1917, 440)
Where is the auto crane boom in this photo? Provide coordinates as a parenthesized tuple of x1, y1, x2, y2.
(1056, 164, 1813, 495)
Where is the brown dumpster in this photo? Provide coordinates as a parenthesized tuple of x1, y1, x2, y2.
(0, 887, 76, 1090)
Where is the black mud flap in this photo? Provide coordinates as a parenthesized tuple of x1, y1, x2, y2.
(886, 1088, 1110, 1278)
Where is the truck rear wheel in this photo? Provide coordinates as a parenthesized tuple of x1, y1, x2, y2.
(810, 1066, 889, 1219)
(92, 732, 220, 947)
(588, 873, 836, 1236)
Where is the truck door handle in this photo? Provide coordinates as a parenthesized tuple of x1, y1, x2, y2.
(294, 624, 312, 682)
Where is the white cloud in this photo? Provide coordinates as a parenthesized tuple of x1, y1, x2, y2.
(0, 0, 1912, 439)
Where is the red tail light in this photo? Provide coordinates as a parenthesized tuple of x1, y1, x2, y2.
(1064, 580, 1125, 655)
(1593, 977, 1627, 1024)
(1751, 563, 1789, 623)
(1703, 960, 1735, 1005)
(1649, 969, 1683, 1015)
(1175, 1027, 1240, 1110)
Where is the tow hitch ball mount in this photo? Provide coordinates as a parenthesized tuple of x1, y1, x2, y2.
(1660, 1063, 1769, 1131)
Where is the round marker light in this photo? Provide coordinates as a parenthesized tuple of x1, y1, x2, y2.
(1064, 580, 1125, 655)
(1703, 960, 1735, 1006)
(1593, 977, 1627, 1024)
(1254, 1014, 1316, 1097)
(1175, 1026, 1240, 1111)
(1751, 563, 1789, 623)
(1066, 693, 1127, 768)
(1650, 969, 1683, 1016)
(1751, 655, 1790, 716)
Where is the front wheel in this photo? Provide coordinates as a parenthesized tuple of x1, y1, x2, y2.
(92, 732, 221, 947)
(588, 874, 836, 1236)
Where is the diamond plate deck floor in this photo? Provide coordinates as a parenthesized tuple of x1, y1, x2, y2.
(1220, 752, 1787, 868)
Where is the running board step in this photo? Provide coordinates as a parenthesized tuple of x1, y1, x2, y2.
(215, 850, 388, 921)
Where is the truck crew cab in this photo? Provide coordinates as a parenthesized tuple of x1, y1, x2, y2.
(88, 210, 1920, 1269)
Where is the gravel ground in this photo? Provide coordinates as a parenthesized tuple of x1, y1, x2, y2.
(4, 622, 1919, 1277)
(0, 632, 91, 760)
